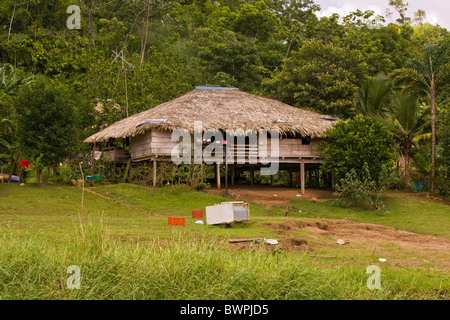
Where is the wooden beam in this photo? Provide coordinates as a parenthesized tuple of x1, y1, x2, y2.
(250, 167, 254, 185)
(152, 160, 157, 188)
(225, 161, 228, 194)
(90, 142, 96, 176)
(300, 159, 305, 194)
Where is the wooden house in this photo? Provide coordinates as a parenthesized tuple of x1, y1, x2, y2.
(84, 87, 338, 192)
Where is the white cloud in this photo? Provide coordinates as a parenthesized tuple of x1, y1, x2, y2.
(314, 0, 449, 29)
(317, 3, 383, 19)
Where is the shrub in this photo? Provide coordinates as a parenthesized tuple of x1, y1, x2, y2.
(318, 115, 397, 183)
(333, 163, 394, 211)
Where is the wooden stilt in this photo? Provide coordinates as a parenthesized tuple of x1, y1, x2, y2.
(90, 142, 96, 176)
(300, 159, 305, 194)
(270, 174, 274, 186)
(216, 162, 221, 190)
(250, 167, 254, 185)
(153, 160, 157, 188)
(225, 161, 228, 194)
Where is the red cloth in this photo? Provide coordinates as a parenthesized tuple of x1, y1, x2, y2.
(20, 159, 30, 168)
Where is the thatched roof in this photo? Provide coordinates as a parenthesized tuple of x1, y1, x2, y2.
(84, 87, 337, 143)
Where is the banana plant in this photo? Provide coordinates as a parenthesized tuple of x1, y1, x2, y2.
(21, 154, 45, 186)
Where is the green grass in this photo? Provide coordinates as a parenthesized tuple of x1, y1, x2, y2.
(0, 230, 447, 300)
(289, 194, 450, 238)
(0, 183, 448, 300)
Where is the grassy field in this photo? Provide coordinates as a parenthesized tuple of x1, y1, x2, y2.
(0, 183, 448, 300)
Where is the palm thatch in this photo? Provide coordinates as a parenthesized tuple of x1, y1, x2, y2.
(84, 87, 337, 143)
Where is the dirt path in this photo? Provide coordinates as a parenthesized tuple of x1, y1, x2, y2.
(206, 185, 334, 206)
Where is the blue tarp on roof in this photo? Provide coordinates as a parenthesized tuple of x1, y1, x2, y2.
(195, 86, 238, 90)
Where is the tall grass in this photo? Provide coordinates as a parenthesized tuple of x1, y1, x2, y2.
(0, 212, 447, 300)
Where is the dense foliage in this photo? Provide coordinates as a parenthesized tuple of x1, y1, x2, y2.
(0, 0, 448, 194)
(318, 115, 398, 183)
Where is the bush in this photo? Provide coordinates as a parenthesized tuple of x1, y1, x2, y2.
(58, 163, 79, 184)
(333, 163, 394, 211)
(318, 115, 397, 183)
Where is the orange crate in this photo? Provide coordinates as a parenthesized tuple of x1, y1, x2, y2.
(168, 216, 185, 226)
(192, 210, 203, 219)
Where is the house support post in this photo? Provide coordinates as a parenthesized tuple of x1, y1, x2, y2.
(90, 142, 96, 176)
(153, 160, 157, 188)
(225, 160, 228, 195)
(216, 162, 221, 190)
(300, 159, 305, 194)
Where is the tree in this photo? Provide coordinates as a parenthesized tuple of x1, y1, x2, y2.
(318, 115, 397, 183)
(413, 9, 426, 25)
(391, 40, 450, 192)
(264, 40, 367, 118)
(377, 94, 429, 189)
(233, 1, 277, 41)
(15, 78, 77, 186)
(387, 0, 411, 25)
(356, 73, 392, 115)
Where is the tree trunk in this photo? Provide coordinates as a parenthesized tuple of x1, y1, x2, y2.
(404, 153, 410, 191)
(8, 158, 16, 184)
(36, 167, 41, 187)
(140, 1, 151, 68)
(430, 80, 436, 193)
(7, 3, 17, 43)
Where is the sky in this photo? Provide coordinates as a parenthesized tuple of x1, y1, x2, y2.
(314, 0, 450, 29)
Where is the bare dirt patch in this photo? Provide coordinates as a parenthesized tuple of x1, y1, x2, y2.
(261, 219, 450, 269)
(226, 237, 314, 253)
(206, 185, 334, 206)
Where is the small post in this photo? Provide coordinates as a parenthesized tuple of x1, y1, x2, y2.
(270, 175, 274, 186)
(225, 142, 228, 195)
(153, 160, 157, 188)
(216, 162, 221, 190)
(300, 159, 305, 194)
(250, 166, 254, 185)
(90, 142, 96, 176)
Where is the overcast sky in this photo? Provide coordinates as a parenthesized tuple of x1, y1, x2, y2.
(314, 0, 449, 29)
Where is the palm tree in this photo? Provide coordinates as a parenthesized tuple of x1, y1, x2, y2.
(391, 40, 450, 192)
(377, 94, 429, 189)
(356, 73, 392, 115)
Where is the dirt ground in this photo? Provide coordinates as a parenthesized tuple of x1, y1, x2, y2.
(225, 219, 450, 270)
(206, 184, 334, 205)
(206, 185, 450, 270)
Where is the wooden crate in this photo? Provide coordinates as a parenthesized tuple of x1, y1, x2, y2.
(168, 216, 185, 226)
